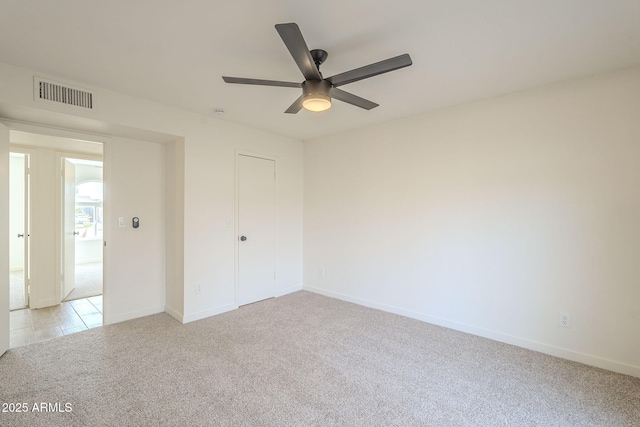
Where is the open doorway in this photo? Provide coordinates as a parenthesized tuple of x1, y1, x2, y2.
(61, 157, 103, 303)
(8, 131, 104, 348)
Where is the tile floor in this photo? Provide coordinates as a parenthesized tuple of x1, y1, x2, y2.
(10, 295, 103, 348)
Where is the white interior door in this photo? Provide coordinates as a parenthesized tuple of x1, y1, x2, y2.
(62, 159, 76, 300)
(238, 155, 276, 306)
(9, 152, 29, 310)
(1, 123, 10, 356)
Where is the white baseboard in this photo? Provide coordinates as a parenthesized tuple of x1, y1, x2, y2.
(303, 285, 640, 379)
(182, 303, 237, 324)
(164, 306, 184, 323)
(105, 304, 164, 325)
(276, 284, 303, 297)
(178, 286, 302, 324)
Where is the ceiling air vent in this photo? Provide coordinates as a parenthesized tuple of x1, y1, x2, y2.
(34, 77, 94, 110)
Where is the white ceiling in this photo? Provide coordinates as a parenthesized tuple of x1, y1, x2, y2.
(1, 1, 639, 141)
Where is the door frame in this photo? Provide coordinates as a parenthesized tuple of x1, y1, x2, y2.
(234, 150, 278, 307)
(56, 152, 104, 304)
(2, 121, 111, 324)
(0, 122, 10, 356)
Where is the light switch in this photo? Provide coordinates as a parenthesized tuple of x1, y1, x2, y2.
(118, 217, 126, 228)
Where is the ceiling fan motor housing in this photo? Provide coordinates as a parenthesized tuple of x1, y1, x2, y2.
(310, 49, 328, 68)
(302, 79, 332, 112)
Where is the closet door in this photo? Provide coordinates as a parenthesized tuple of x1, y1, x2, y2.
(237, 154, 276, 306)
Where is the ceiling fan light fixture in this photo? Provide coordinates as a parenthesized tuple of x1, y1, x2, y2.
(302, 80, 332, 112)
(303, 93, 331, 112)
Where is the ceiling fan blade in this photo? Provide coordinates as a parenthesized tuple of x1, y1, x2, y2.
(284, 95, 304, 114)
(327, 53, 412, 87)
(275, 23, 322, 81)
(332, 88, 379, 110)
(222, 76, 301, 88)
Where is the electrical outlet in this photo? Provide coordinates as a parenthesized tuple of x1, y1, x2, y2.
(559, 312, 571, 328)
(195, 283, 201, 294)
(319, 268, 325, 278)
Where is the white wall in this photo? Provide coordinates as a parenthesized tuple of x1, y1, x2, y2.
(165, 139, 185, 320)
(104, 136, 166, 323)
(304, 66, 640, 377)
(180, 124, 304, 322)
(0, 61, 304, 325)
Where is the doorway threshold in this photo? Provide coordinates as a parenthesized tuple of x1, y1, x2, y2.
(9, 296, 103, 348)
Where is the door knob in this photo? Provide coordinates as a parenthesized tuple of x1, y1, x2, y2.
(17, 233, 24, 238)
(240, 236, 247, 241)
(73, 231, 80, 236)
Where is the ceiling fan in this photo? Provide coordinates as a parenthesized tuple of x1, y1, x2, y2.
(222, 23, 412, 113)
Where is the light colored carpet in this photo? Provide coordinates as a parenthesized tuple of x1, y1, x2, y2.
(0, 291, 638, 426)
(63, 262, 103, 302)
(9, 270, 26, 311)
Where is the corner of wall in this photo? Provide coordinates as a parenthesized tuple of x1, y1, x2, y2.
(165, 138, 185, 319)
